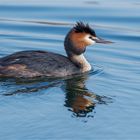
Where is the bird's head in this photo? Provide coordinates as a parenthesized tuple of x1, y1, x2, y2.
(65, 22, 112, 55)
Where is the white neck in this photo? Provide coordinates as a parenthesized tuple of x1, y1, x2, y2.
(70, 54, 91, 72)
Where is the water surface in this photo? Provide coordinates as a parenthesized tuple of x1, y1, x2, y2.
(0, 0, 140, 139)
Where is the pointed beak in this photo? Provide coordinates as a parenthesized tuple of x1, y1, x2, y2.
(94, 37, 113, 44)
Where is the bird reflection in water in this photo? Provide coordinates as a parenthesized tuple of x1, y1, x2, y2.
(63, 74, 112, 118)
(2, 73, 112, 118)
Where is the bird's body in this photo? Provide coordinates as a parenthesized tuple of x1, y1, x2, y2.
(0, 22, 111, 78)
(0, 50, 81, 78)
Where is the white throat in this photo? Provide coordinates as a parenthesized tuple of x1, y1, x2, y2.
(71, 54, 92, 72)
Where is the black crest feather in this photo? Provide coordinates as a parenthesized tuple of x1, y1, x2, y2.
(74, 21, 96, 36)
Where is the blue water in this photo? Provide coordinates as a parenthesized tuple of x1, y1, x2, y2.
(0, 0, 140, 139)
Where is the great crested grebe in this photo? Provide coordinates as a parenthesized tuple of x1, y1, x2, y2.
(0, 22, 112, 78)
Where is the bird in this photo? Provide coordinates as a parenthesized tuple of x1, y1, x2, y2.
(0, 22, 112, 78)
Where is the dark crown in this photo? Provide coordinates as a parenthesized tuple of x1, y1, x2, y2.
(74, 22, 96, 36)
